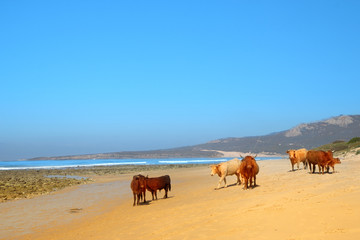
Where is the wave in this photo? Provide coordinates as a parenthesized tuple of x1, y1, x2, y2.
(158, 159, 227, 164)
(0, 161, 147, 170)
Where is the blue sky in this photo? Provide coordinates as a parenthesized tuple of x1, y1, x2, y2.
(1, 1, 360, 160)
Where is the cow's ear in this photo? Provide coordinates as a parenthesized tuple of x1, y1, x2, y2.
(286, 150, 289, 153)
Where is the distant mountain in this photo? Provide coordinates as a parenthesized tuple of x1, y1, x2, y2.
(192, 115, 360, 155)
(31, 115, 360, 160)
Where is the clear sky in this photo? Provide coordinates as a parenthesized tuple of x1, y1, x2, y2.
(1, 1, 360, 161)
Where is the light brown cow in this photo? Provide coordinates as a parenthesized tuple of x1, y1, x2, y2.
(286, 148, 308, 171)
(210, 158, 241, 189)
(237, 156, 259, 190)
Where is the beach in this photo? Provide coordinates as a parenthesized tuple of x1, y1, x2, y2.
(1, 153, 360, 240)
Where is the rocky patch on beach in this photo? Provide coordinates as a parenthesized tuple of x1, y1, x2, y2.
(0, 164, 204, 202)
(0, 170, 90, 202)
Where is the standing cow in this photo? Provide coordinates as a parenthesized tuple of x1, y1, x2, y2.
(130, 174, 147, 206)
(146, 175, 171, 200)
(307, 150, 334, 174)
(286, 148, 308, 171)
(210, 158, 241, 189)
(327, 157, 341, 173)
(237, 156, 259, 190)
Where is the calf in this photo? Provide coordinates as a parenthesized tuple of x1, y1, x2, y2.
(210, 158, 241, 189)
(146, 175, 171, 200)
(327, 157, 341, 173)
(237, 156, 259, 190)
(130, 174, 147, 206)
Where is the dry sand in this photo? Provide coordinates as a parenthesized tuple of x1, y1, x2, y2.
(1, 154, 360, 240)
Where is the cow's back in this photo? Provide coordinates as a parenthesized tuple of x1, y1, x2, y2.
(296, 148, 308, 161)
(220, 158, 241, 175)
(146, 175, 170, 190)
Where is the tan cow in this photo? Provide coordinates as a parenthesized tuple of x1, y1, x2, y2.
(286, 148, 308, 171)
(210, 158, 241, 189)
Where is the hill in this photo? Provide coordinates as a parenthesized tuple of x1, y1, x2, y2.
(30, 115, 360, 160)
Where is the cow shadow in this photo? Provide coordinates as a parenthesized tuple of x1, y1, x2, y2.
(307, 171, 334, 175)
(288, 168, 308, 172)
(143, 196, 174, 204)
(215, 183, 240, 190)
(139, 201, 150, 206)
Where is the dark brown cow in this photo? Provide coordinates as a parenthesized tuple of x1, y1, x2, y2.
(146, 175, 171, 200)
(306, 150, 334, 174)
(237, 156, 259, 190)
(130, 174, 146, 206)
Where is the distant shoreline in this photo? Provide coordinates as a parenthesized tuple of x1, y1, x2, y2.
(0, 156, 285, 171)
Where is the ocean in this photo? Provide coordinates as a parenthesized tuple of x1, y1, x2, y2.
(0, 157, 284, 170)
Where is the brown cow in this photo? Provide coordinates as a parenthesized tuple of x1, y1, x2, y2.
(237, 156, 259, 190)
(130, 174, 147, 206)
(326, 157, 341, 173)
(286, 148, 308, 171)
(306, 150, 334, 174)
(146, 175, 171, 200)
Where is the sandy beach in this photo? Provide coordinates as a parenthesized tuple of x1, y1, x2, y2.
(1, 153, 360, 240)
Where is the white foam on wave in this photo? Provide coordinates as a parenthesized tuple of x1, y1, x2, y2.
(158, 159, 227, 164)
(0, 161, 147, 170)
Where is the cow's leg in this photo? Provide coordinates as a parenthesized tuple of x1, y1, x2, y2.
(249, 177, 253, 188)
(217, 176, 225, 189)
(164, 187, 168, 198)
(223, 177, 227, 188)
(133, 193, 136, 206)
(155, 190, 158, 200)
(297, 162, 300, 170)
(151, 191, 155, 200)
(253, 175, 257, 187)
(143, 191, 146, 203)
(236, 173, 241, 185)
(244, 178, 248, 190)
(291, 163, 294, 171)
(136, 194, 140, 205)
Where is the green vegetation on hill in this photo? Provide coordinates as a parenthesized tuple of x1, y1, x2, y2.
(313, 137, 360, 154)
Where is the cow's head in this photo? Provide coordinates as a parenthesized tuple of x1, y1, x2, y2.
(333, 157, 341, 164)
(134, 174, 146, 190)
(286, 150, 296, 159)
(210, 165, 220, 176)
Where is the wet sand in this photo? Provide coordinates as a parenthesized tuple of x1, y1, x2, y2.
(1, 153, 360, 240)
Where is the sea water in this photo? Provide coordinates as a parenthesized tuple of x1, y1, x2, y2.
(0, 157, 283, 170)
